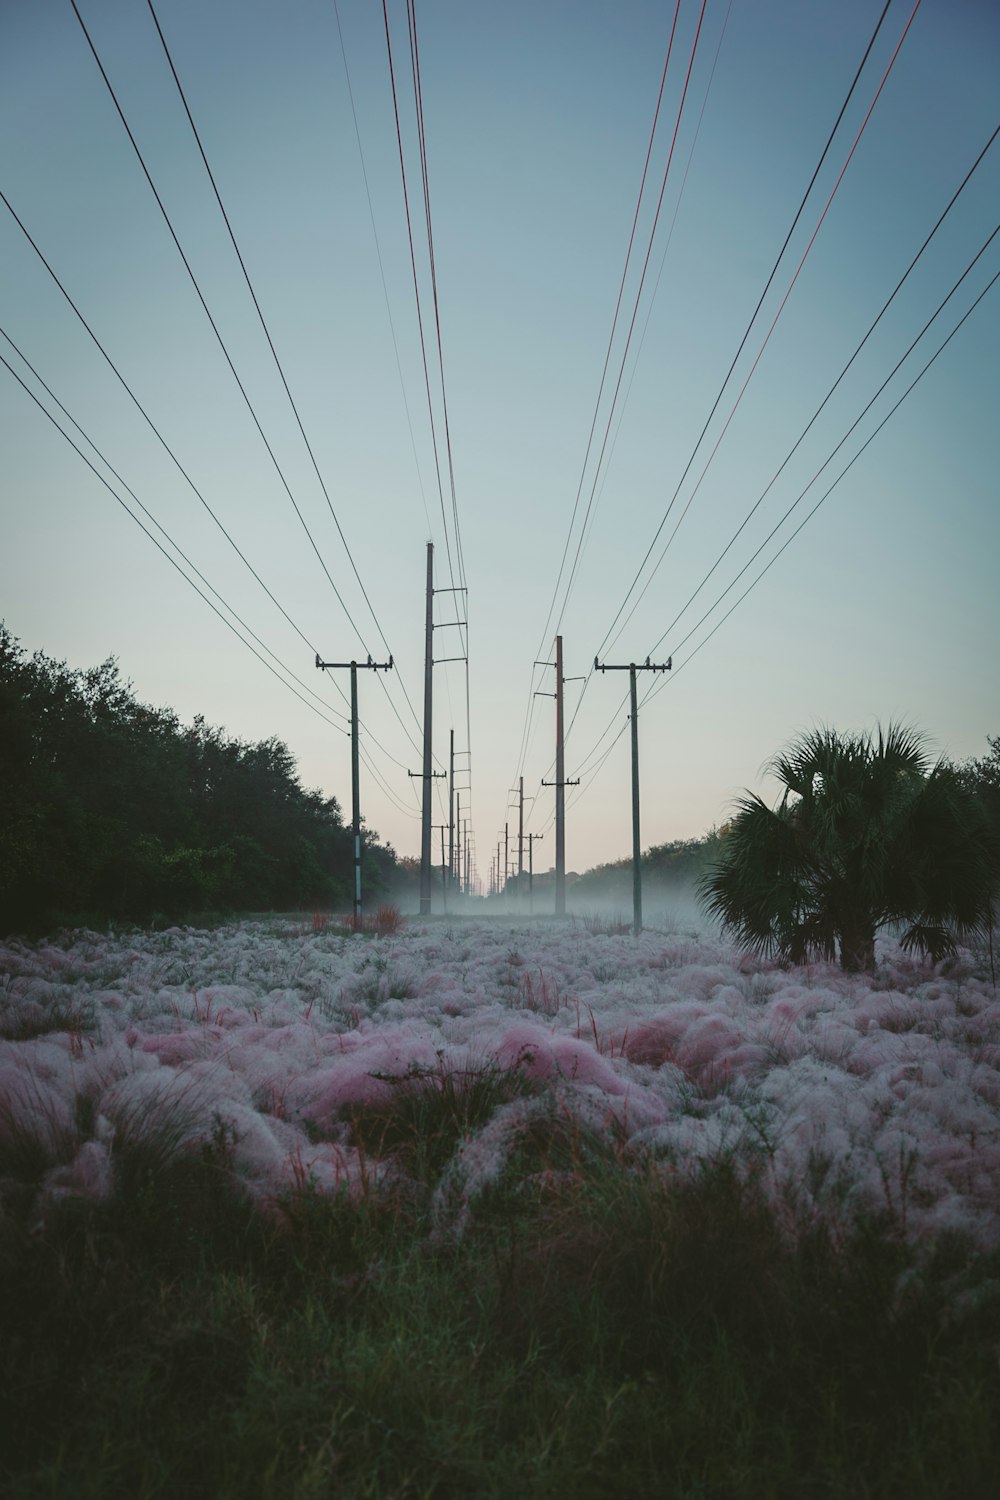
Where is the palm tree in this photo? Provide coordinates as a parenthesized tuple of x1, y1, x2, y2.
(698, 724, 995, 972)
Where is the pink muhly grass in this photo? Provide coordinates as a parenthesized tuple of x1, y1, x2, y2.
(512, 968, 563, 1016)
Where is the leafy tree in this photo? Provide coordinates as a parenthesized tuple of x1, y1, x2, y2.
(0, 624, 405, 934)
(960, 735, 1000, 876)
(698, 724, 996, 972)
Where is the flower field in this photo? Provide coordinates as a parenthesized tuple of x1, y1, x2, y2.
(3, 915, 998, 1249)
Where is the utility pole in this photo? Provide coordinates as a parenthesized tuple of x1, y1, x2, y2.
(448, 730, 455, 885)
(554, 636, 563, 912)
(539, 636, 580, 917)
(455, 791, 461, 896)
(418, 543, 466, 915)
(432, 824, 448, 910)
(518, 777, 524, 882)
(315, 652, 393, 925)
(594, 655, 671, 936)
(419, 543, 434, 915)
(524, 831, 544, 915)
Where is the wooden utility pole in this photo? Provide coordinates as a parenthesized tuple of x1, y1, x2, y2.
(594, 655, 671, 935)
(419, 543, 434, 914)
(315, 652, 393, 924)
(518, 776, 524, 882)
(418, 544, 466, 915)
(555, 635, 565, 912)
(525, 831, 544, 914)
(448, 730, 455, 885)
(539, 635, 579, 917)
(432, 824, 448, 910)
(455, 791, 461, 895)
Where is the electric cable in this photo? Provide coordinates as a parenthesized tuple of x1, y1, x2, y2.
(1, 345, 351, 734)
(641, 122, 1000, 657)
(330, 0, 433, 539)
(553, 0, 711, 639)
(145, 0, 429, 759)
(592, 0, 902, 661)
(644, 225, 1000, 669)
(0, 322, 351, 726)
(0, 189, 342, 686)
(69, 0, 370, 653)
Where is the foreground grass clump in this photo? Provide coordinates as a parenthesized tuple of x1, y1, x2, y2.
(2, 1114, 999, 1500)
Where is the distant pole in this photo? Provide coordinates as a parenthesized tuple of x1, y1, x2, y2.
(351, 663, 360, 922)
(555, 635, 565, 915)
(518, 776, 524, 886)
(504, 822, 509, 903)
(448, 729, 455, 884)
(455, 791, 461, 897)
(315, 651, 393, 924)
(420, 542, 434, 915)
(434, 824, 447, 911)
(540, 636, 579, 917)
(594, 655, 671, 936)
(629, 666, 641, 936)
(525, 831, 543, 915)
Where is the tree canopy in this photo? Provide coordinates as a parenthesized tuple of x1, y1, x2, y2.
(698, 724, 996, 972)
(0, 625, 402, 934)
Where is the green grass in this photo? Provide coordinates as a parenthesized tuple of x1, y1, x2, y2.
(2, 1086, 999, 1498)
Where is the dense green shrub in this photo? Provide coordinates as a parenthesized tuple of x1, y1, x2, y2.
(0, 625, 402, 933)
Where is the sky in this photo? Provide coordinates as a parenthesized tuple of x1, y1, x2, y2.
(2, 0, 998, 891)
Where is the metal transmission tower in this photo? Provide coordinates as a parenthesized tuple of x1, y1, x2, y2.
(538, 636, 580, 915)
(594, 655, 671, 935)
(418, 543, 466, 914)
(315, 652, 394, 923)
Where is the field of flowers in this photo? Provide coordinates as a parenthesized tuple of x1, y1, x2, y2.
(3, 914, 998, 1249)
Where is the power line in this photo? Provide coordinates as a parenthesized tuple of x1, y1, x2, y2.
(382, 0, 474, 847)
(0, 344, 350, 735)
(553, 0, 711, 640)
(405, 0, 474, 836)
(145, 0, 429, 758)
(4, 325, 426, 818)
(638, 254, 999, 719)
(530, 0, 905, 814)
(644, 123, 1000, 657)
(593, 0, 904, 661)
(531, 0, 685, 664)
(566, 233, 1000, 827)
(380, 0, 456, 595)
(506, 0, 693, 824)
(645, 224, 1000, 667)
(0, 206, 426, 786)
(330, 0, 433, 539)
(555, 225, 999, 827)
(407, 0, 467, 599)
(68, 0, 368, 649)
(0, 189, 341, 682)
(0, 323, 350, 727)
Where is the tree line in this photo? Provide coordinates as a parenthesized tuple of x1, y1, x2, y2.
(0, 626, 403, 935)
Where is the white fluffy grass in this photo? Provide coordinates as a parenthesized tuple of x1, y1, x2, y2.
(1, 918, 998, 1243)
